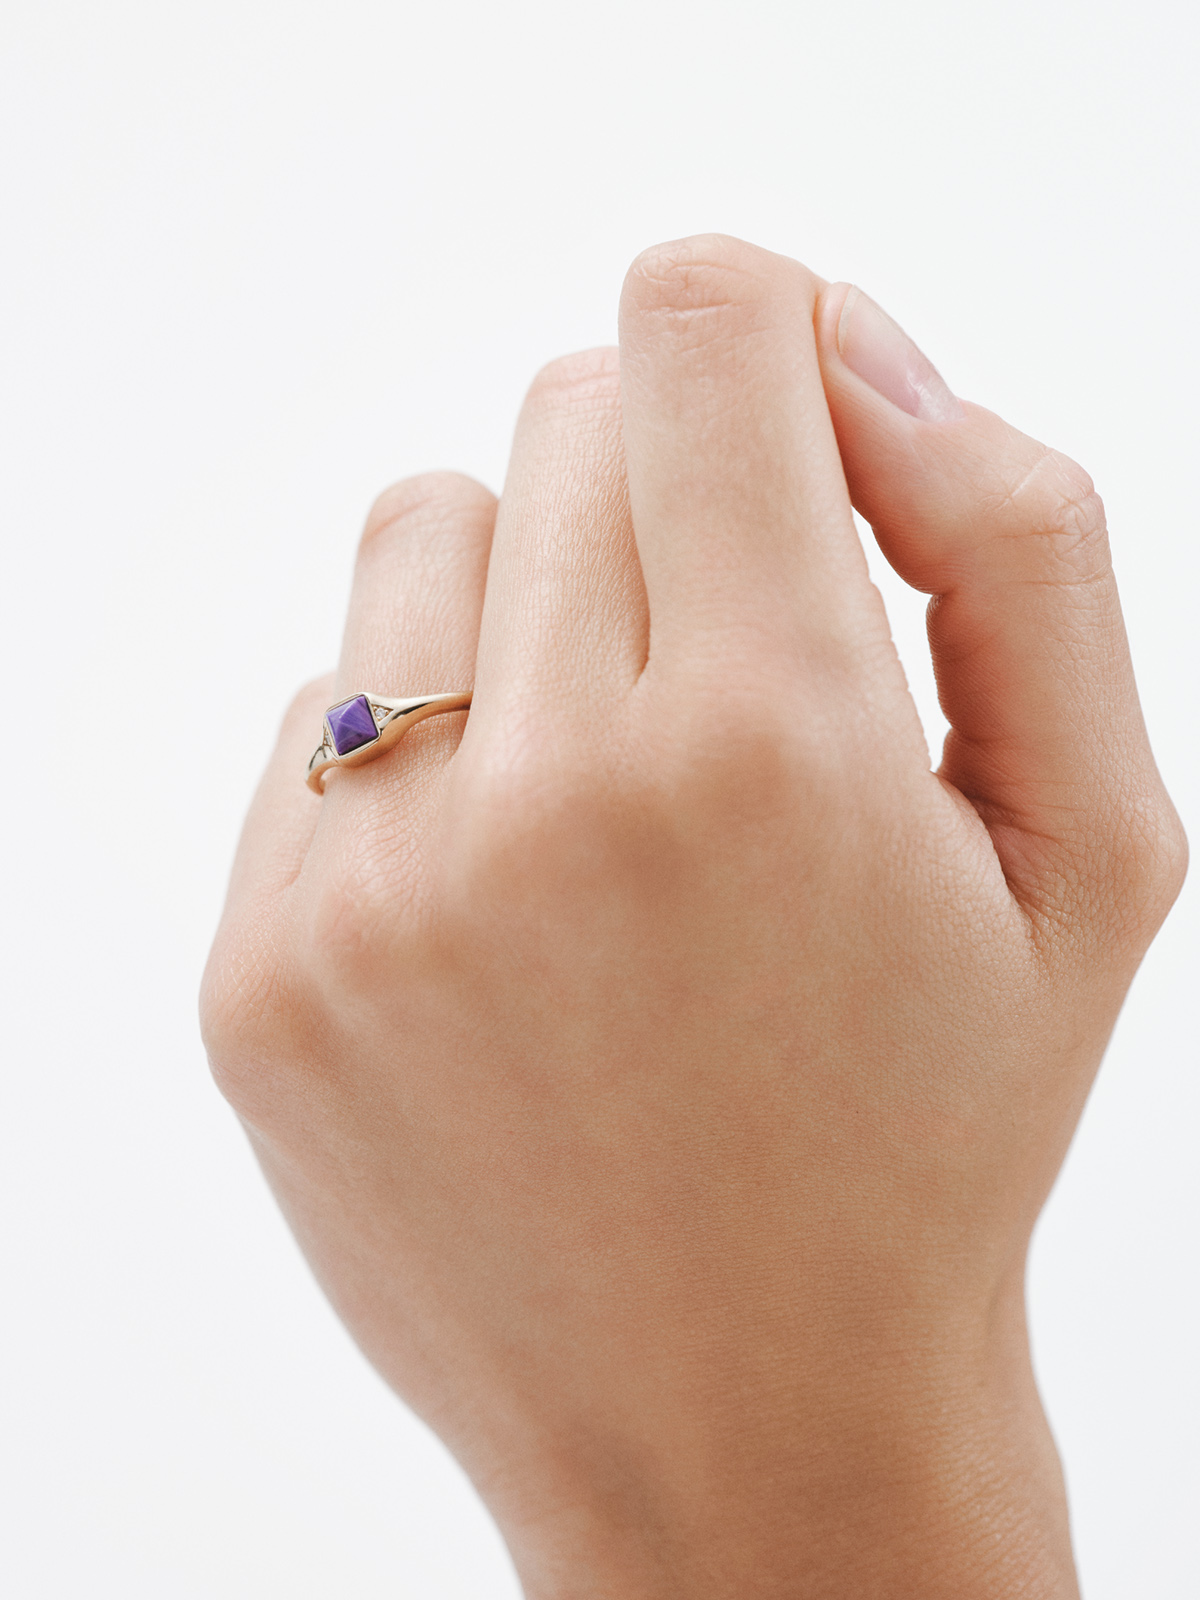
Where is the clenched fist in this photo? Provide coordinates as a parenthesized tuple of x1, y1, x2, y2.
(202, 236, 1185, 1599)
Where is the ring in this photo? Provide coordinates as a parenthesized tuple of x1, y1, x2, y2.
(306, 691, 472, 793)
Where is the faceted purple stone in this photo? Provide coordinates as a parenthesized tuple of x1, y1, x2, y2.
(326, 694, 379, 756)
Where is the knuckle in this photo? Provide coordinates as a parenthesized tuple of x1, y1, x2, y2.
(305, 880, 369, 981)
(1120, 792, 1189, 927)
(304, 873, 378, 982)
(1006, 450, 1111, 584)
(456, 742, 577, 852)
(653, 678, 827, 828)
(623, 233, 818, 331)
(200, 924, 292, 1114)
(449, 735, 634, 897)
(300, 825, 415, 992)
(625, 233, 760, 315)
(524, 347, 621, 413)
(1068, 788, 1191, 956)
(360, 471, 493, 552)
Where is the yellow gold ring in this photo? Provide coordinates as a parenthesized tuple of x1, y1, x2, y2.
(306, 691, 472, 794)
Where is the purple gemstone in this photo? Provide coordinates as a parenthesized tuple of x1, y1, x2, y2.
(326, 695, 379, 757)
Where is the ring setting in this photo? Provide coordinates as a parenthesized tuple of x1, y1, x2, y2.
(306, 690, 472, 793)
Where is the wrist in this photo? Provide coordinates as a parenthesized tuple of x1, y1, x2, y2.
(489, 1278, 1078, 1600)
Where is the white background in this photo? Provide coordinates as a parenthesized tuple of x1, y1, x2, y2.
(2, 2, 1196, 1594)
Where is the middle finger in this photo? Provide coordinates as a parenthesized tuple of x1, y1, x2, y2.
(618, 234, 889, 676)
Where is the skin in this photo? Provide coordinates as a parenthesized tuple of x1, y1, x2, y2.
(202, 235, 1186, 1598)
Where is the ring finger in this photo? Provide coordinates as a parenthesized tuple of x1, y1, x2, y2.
(315, 470, 497, 835)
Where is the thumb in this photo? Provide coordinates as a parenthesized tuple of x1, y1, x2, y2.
(814, 283, 1185, 949)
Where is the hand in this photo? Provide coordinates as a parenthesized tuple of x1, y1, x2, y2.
(202, 235, 1185, 1599)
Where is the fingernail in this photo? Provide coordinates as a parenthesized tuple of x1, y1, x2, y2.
(836, 286, 964, 423)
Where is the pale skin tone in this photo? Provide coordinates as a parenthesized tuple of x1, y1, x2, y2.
(202, 235, 1186, 1598)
